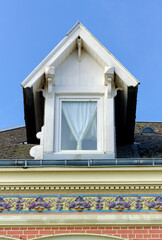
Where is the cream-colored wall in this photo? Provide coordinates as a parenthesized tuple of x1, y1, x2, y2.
(0, 167, 162, 190)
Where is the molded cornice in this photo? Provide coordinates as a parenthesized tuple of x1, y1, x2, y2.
(0, 167, 162, 191)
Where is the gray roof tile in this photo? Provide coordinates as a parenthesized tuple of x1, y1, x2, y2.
(0, 122, 161, 159)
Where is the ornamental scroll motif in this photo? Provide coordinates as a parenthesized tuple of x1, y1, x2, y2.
(0, 194, 162, 213)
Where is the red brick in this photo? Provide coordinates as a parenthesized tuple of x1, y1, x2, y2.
(86, 230, 102, 234)
(136, 234, 143, 238)
(0, 230, 7, 234)
(136, 227, 144, 229)
(11, 235, 20, 239)
(39, 230, 54, 234)
(113, 234, 121, 238)
(105, 227, 113, 229)
(152, 234, 160, 238)
(24, 230, 39, 234)
(134, 230, 148, 234)
(117, 230, 133, 234)
(20, 236, 28, 240)
(144, 227, 151, 230)
(27, 235, 35, 239)
(151, 239, 161, 240)
(133, 239, 143, 240)
(71, 230, 85, 233)
(128, 234, 136, 238)
(144, 234, 152, 238)
(59, 227, 67, 230)
(149, 230, 162, 234)
(7, 230, 24, 235)
(55, 230, 71, 234)
(101, 230, 117, 234)
(152, 226, 160, 229)
(120, 234, 128, 239)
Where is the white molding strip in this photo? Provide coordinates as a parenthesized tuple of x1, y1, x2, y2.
(0, 214, 162, 227)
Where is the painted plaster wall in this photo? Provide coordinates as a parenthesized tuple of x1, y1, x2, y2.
(55, 49, 104, 88)
(1, 226, 161, 240)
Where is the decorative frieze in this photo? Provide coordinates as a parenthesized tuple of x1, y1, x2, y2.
(0, 194, 162, 213)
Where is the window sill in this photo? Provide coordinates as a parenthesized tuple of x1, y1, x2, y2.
(44, 152, 115, 160)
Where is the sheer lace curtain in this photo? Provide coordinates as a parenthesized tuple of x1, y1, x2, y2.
(62, 101, 97, 150)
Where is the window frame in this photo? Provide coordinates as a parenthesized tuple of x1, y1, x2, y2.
(54, 95, 104, 154)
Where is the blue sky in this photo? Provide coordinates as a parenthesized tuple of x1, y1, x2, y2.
(0, 0, 162, 129)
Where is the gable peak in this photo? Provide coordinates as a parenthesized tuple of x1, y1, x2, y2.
(66, 21, 85, 36)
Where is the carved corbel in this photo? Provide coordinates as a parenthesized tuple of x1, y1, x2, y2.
(30, 126, 44, 159)
(104, 66, 115, 98)
(114, 87, 123, 97)
(77, 37, 82, 61)
(45, 66, 55, 96)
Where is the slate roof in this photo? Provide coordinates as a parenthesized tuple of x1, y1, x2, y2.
(0, 122, 161, 159)
(117, 122, 162, 158)
(0, 127, 34, 159)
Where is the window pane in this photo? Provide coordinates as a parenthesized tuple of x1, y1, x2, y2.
(61, 110, 77, 150)
(61, 101, 97, 150)
(82, 112, 97, 150)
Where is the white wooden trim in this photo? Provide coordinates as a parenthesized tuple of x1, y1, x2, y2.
(21, 22, 139, 89)
(44, 92, 55, 152)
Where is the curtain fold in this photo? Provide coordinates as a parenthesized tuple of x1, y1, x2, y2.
(62, 101, 97, 150)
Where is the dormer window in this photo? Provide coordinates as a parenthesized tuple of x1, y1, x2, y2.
(55, 96, 103, 153)
(21, 22, 139, 160)
(61, 100, 97, 151)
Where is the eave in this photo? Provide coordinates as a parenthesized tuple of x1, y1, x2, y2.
(21, 22, 139, 89)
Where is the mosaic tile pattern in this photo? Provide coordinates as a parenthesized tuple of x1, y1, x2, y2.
(1, 194, 162, 213)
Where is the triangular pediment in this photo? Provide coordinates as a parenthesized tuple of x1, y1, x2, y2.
(21, 22, 139, 89)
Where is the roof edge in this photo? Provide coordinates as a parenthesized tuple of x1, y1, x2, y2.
(21, 22, 139, 88)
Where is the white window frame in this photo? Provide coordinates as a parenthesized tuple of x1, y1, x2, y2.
(54, 95, 104, 155)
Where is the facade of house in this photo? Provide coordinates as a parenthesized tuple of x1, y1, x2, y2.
(0, 23, 162, 240)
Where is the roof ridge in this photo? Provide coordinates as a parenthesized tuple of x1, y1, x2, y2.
(0, 125, 25, 133)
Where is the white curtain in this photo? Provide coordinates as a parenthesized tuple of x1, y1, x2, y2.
(62, 101, 97, 150)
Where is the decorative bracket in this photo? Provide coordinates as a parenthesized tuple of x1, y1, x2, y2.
(104, 66, 115, 98)
(30, 126, 44, 159)
(45, 66, 55, 96)
(114, 87, 123, 97)
(77, 37, 82, 61)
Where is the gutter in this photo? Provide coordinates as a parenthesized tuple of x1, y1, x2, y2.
(0, 158, 162, 167)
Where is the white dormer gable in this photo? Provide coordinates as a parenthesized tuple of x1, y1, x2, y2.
(21, 22, 139, 160)
(21, 22, 138, 89)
